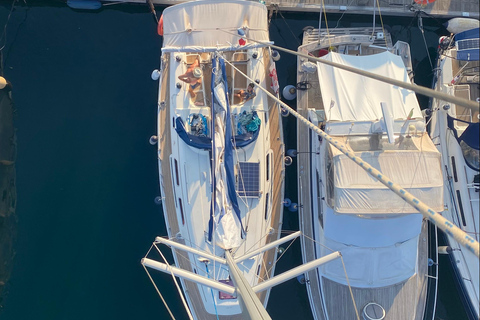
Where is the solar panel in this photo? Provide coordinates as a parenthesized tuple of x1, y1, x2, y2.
(457, 38, 479, 51)
(236, 162, 260, 197)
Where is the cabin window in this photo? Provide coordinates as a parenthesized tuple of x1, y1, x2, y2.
(460, 141, 480, 171)
(264, 193, 269, 220)
(178, 198, 185, 225)
(451, 156, 458, 182)
(218, 279, 236, 300)
(316, 170, 324, 227)
(325, 147, 335, 208)
(174, 159, 180, 186)
(456, 190, 466, 227)
(266, 153, 270, 181)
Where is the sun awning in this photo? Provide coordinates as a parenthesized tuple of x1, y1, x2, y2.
(317, 51, 422, 122)
(330, 134, 444, 214)
(161, 0, 270, 52)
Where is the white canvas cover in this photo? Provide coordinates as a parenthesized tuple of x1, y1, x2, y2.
(317, 51, 423, 122)
(331, 134, 444, 214)
(162, 0, 270, 51)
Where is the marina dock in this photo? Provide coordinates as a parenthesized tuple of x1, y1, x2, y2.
(106, 0, 479, 18)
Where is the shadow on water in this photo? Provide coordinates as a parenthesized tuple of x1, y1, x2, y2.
(0, 2, 471, 319)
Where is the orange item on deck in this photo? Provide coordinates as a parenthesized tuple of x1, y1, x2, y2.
(157, 14, 164, 36)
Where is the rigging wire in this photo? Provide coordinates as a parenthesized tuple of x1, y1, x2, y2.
(142, 245, 176, 320)
(204, 263, 220, 320)
(418, 14, 433, 70)
(154, 244, 195, 320)
(142, 265, 176, 320)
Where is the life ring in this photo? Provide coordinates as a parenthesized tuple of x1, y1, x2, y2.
(157, 14, 164, 36)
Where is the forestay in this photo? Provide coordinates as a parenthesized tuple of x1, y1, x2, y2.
(161, 0, 270, 52)
(317, 51, 423, 122)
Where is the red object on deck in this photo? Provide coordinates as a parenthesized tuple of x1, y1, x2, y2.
(318, 49, 329, 57)
(414, 0, 436, 5)
(157, 14, 164, 36)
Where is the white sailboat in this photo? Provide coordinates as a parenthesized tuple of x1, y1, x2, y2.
(295, 27, 443, 319)
(428, 18, 479, 320)
(141, 1, 289, 318)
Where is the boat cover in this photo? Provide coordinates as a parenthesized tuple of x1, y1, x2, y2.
(317, 51, 423, 122)
(455, 28, 480, 61)
(161, 0, 270, 52)
(331, 133, 444, 214)
(175, 117, 260, 149)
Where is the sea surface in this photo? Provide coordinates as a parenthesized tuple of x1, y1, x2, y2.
(0, 1, 469, 319)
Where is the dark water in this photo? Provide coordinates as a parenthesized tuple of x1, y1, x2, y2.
(0, 2, 469, 319)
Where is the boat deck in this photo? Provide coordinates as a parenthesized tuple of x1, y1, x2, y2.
(321, 221, 429, 319)
(296, 28, 430, 319)
(157, 53, 285, 319)
(106, 0, 479, 18)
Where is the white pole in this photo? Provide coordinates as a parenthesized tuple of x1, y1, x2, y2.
(154, 237, 227, 265)
(235, 231, 301, 263)
(238, 37, 478, 111)
(141, 258, 236, 295)
(225, 250, 272, 320)
(252, 251, 341, 293)
(224, 60, 480, 258)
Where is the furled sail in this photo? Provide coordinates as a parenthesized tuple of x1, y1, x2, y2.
(208, 57, 244, 249)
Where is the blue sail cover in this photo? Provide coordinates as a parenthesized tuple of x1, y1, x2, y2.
(175, 117, 260, 150)
(207, 57, 246, 243)
(447, 114, 480, 150)
(219, 57, 244, 238)
(455, 28, 479, 61)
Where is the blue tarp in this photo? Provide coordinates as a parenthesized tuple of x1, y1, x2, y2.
(447, 114, 479, 150)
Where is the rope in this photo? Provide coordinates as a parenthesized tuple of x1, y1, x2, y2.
(320, 0, 332, 49)
(375, 0, 389, 49)
(205, 263, 220, 320)
(340, 255, 361, 320)
(223, 57, 480, 257)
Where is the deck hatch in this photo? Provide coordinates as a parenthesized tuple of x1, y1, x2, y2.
(236, 162, 260, 197)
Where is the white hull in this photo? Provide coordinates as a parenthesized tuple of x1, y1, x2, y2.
(144, 1, 285, 319)
(428, 27, 479, 319)
(296, 27, 439, 320)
